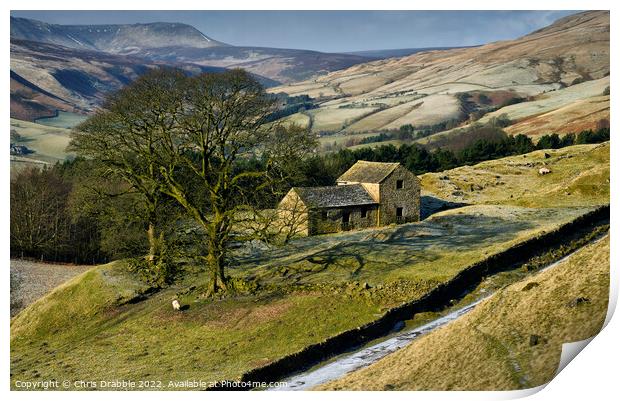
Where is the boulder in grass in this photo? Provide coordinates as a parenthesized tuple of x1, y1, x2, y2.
(567, 297, 590, 308)
(538, 167, 551, 175)
(521, 282, 539, 291)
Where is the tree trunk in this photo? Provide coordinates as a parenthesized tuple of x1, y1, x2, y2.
(207, 238, 228, 293)
(146, 222, 157, 264)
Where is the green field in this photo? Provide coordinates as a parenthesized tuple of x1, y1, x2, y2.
(10, 118, 74, 178)
(34, 111, 88, 129)
(318, 132, 388, 149)
(10, 205, 593, 389)
(10, 142, 610, 389)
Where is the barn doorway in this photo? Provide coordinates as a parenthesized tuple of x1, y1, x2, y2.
(342, 212, 351, 230)
(396, 207, 404, 223)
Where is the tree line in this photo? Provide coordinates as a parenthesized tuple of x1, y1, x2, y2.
(315, 127, 610, 178)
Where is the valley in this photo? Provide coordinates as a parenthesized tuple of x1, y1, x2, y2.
(270, 11, 609, 149)
(10, 39, 231, 120)
(10, 11, 610, 151)
(8, 10, 612, 393)
(10, 16, 400, 120)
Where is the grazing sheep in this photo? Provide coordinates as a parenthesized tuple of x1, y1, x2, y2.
(172, 299, 181, 311)
(538, 167, 551, 175)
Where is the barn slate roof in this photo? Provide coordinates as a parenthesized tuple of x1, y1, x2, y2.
(336, 160, 400, 184)
(293, 184, 377, 209)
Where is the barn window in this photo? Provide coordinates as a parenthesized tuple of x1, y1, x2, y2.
(321, 211, 328, 219)
(361, 207, 368, 218)
(396, 179, 404, 189)
(396, 207, 403, 217)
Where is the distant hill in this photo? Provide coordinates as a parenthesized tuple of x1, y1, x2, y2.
(10, 17, 374, 85)
(345, 46, 475, 59)
(131, 45, 372, 83)
(270, 11, 609, 142)
(10, 17, 228, 53)
(10, 39, 238, 120)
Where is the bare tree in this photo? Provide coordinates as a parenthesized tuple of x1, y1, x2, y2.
(234, 193, 310, 245)
(274, 193, 310, 243)
(155, 70, 316, 293)
(10, 167, 71, 258)
(69, 68, 186, 266)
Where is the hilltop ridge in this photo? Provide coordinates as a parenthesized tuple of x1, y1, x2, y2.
(10, 17, 228, 53)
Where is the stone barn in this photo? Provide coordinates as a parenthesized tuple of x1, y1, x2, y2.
(278, 161, 420, 236)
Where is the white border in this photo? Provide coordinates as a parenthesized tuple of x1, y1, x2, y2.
(3, 1, 618, 400)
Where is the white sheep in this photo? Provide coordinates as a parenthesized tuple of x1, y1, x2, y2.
(172, 299, 181, 311)
(538, 167, 551, 175)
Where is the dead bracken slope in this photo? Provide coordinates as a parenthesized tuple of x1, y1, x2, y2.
(271, 11, 609, 138)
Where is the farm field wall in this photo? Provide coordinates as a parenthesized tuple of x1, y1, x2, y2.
(320, 233, 610, 390)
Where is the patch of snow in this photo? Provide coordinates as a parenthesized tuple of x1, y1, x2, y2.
(66, 34, 85, 47)
(272, 299, 486, 391)
(121, 46, 140, 55)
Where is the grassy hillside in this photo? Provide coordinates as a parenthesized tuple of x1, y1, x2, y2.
(269, 11, 609, 143)
(10, 118, 72, 160)
(10, 142, 609, 389)
(420, 142, 609, 208)
(10, 204, 595, 388)
(504, 95, 609, 139)
(418, 77, 609, 148)
(319, 234, 610, 390)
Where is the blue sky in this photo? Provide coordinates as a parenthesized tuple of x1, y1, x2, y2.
(11, 10, 579, 53)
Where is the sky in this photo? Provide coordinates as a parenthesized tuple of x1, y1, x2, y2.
(10, 10, 579, 53)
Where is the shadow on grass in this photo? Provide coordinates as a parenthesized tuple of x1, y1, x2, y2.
(253, 212, 537, 284)
(420, 195, 468, 220)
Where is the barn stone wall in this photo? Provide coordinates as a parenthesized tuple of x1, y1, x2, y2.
(360, 182, 381, 202)
(378, 166, 420, 225)
(277, 190, 310, 236)
(278, 164, 421, 237)
(308, 205, 379, 235)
